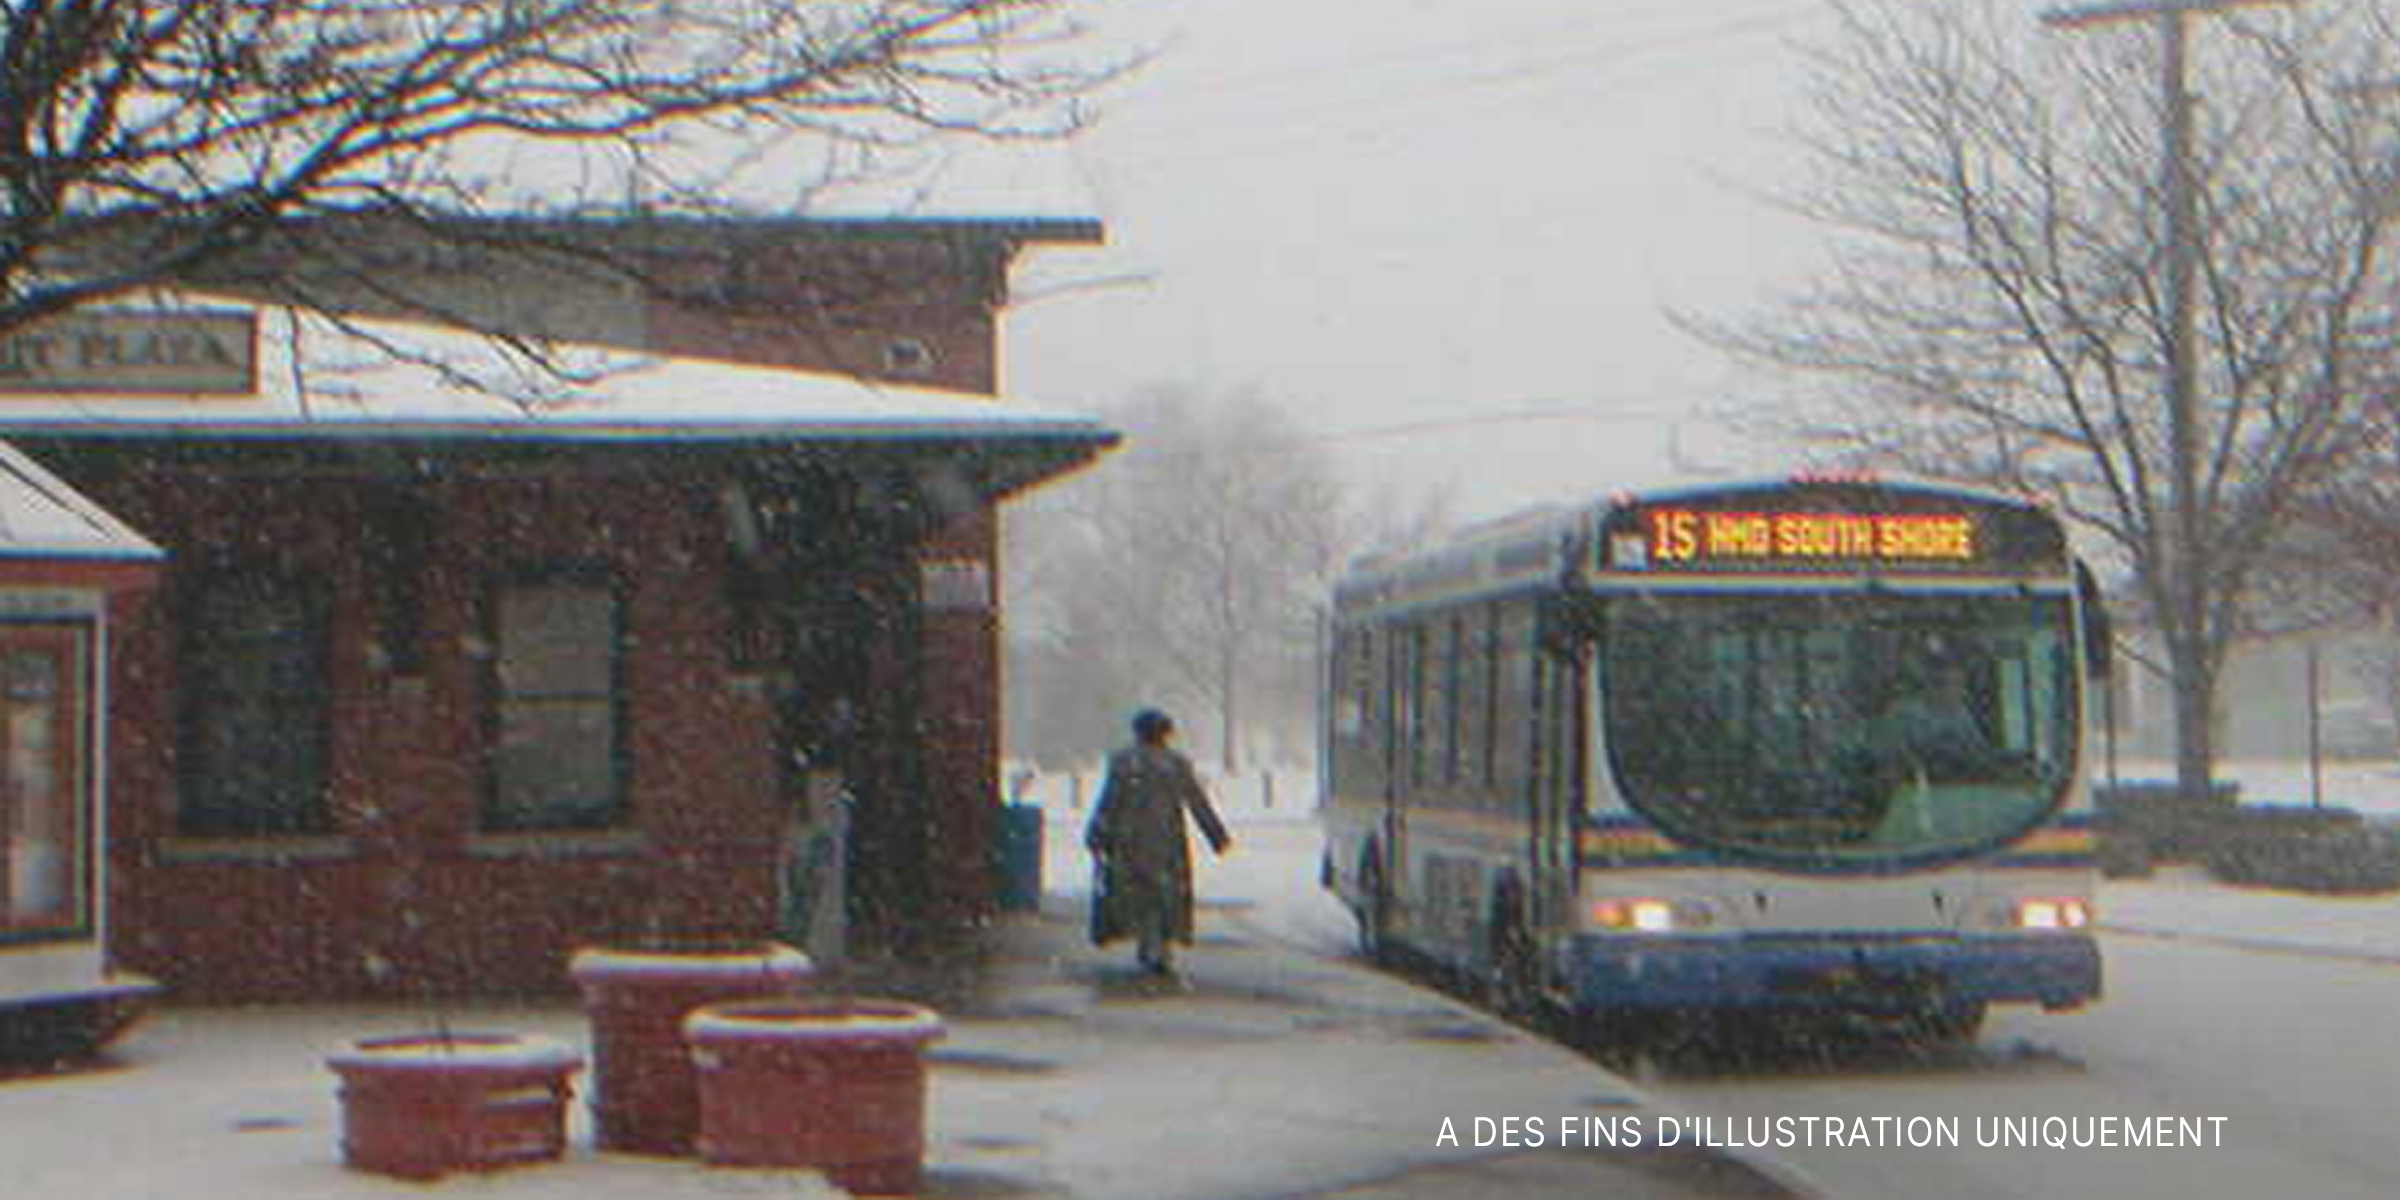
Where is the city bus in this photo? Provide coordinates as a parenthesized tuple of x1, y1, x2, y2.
(1318, 477, 2104, 1040)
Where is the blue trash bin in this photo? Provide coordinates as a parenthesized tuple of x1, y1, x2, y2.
(995, 804, 1043, 913)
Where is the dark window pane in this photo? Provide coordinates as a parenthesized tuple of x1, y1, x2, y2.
(498, 585, 616, 695)
(490, 699, 619, 830)
(487, 579, 621, 831)
(180, 571, 329, 836)
(1493, 602, 1537, 803)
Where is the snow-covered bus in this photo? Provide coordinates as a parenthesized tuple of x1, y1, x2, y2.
(1319, 477, 2104, 1040)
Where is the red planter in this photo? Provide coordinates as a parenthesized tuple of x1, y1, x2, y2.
(685, 998, 946, 1195)
(568, 943, 813, 1156)
(325, 1033, 583, 1180)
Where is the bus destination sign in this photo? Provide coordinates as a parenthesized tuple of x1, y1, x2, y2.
(1610, 506, 1988, 573)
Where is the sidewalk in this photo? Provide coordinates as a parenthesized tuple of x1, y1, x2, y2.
(0, 895, 1811, 1200)
(2101, 866, 2400, 964)
(855, 896, 1811, 1200)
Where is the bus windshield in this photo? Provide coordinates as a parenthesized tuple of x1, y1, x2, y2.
(1601, 590, 2077, 868)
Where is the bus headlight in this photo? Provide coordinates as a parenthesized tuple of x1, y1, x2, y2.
(1589, 898, 1710, 932)
(2012, 897, 2093, 930)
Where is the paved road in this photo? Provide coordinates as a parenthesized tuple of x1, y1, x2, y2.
(1129, 818, 2400, 1200)
(1637, 931, 2400, 1200)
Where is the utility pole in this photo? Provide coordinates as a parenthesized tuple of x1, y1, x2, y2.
(2042, 0, 2296, 806)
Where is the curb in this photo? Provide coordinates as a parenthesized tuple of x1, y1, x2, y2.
(2100, 922, 2400, 968)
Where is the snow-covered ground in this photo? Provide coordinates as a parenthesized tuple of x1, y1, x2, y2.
(1008, 760, 1323, 830)
(1015, 751, 2400, 1200)
(2102, 866, 2400, 962)
(0, 810, 1672, 1200)
(9, 754, 2386, 1200)
(2103, 757, 2400, 820)
(0, 1003, 850, 1198)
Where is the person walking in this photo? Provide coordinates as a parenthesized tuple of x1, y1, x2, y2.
(1085, 709, 1232, 976)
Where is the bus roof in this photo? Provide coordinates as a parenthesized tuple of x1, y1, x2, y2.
(1332, 477, 2067, 619)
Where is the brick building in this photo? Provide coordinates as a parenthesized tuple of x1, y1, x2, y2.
(0, 215, 1113, 1001)
(0, 441, 160, 1048)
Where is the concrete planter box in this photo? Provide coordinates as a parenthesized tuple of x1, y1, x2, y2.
(568, 942, 812, 1155)
(686, 998, 945, 1195)
(325, 1033, 582, 1180)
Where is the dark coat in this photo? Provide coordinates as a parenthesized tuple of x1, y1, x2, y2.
(1084, 742, 1230, 947)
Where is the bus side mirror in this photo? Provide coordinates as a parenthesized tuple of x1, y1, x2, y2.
(2076, 562, 2113, 681)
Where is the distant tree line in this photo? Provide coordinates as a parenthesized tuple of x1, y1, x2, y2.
(1002, 383, 1450, 774)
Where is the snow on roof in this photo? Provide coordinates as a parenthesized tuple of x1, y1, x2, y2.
(0, 302, 1115, 452)
(795, 139, 1098, 225)
(0, 439, 163, 561)
(457, 129, 1102, 234)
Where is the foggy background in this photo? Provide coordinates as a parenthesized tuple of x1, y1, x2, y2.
(1004, 0, 1829, 519)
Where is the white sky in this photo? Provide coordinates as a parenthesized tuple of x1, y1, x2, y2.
(1001, 0, 1845, 520)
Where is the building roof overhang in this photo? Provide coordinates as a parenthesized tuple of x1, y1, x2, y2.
(0, 438, 163, 594)
(0, 302, 1118, 500)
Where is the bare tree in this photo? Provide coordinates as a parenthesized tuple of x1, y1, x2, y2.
(1004, 384, 1353, 774)
(1687, 0, 2400, 804)
(0, 0, 1111, 335)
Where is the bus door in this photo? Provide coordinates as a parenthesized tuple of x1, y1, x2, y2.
(1527, 620, 1582, 939)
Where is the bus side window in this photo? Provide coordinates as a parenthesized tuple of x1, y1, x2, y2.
(1477, 602, 1503, 801)
(1493, 601, 1539, 808)
(1401, 619, 1420, 796)
(1330, 627, 1379, 796)
(1441, 615, 1466, 791)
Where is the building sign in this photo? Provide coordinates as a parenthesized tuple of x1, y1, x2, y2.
(0, 310, 258, 396)
(1640, 508, 1979, 566)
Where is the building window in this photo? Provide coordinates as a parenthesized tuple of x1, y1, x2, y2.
(179, 569, 331, 837)
(487, 575, 624, 832)
(2, 629, 87, 937)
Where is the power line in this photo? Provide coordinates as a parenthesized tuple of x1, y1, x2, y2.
(1102, 402, 1700, 464)
(1293, 404, 1682, 450)
(1097, 5, 1824, 171)
(1118, 0, 1807, 122)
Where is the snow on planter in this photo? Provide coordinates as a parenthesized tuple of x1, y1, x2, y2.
(568, 942, 813, 1156)
(325, 1032, 583, 1180)
(685, 998, 946, 1195)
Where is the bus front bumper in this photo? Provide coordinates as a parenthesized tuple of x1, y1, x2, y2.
(1566, 932, 2101, 1014)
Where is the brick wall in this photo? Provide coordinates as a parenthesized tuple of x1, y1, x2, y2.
(90, 466, 817, 1000)
(637, 236, 1003, 392)
(70, 222, 1040, 996)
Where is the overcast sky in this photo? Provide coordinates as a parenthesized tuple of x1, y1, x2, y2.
(997, 0, 1844, 520)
